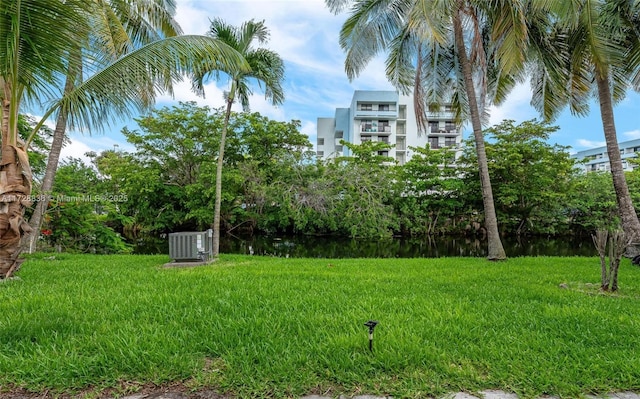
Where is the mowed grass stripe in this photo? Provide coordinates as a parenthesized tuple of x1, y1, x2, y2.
(0, 254, 639, 398)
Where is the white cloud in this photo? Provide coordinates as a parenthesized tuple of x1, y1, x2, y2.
(576, 139, 606, 149)
(488, 83, 536, 126)
(59, 139, 95, 164)
(623, 129, 640, 139)
(300, 120, 317, 142)
(60, 135, 135, 165)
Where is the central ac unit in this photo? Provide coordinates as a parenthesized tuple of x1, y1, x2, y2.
(168, 229, 213, 262)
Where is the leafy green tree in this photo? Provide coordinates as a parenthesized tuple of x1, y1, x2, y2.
(567, 172, 618, 233)
(482, 120, 577, 235)
(339, 140, 395, 165)
(97, 104, 312, 238)
(0, 0, 246, 278)
(459, 120, 578, 235)
(23, 0, 247, 255)
(41, 158, 130, 254)
(529, 0, 640, 242)
(200, 19, 285, 258)
(325, 0, 534, 259)
(394, 145, 464, 235)
(225, 113, 313, 233)
(276, 141, 399, 238)
(107, 103, 222, 234)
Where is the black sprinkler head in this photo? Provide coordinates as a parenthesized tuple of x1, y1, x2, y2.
(364, 320, 378, 333)
(364, 320, 379, 352)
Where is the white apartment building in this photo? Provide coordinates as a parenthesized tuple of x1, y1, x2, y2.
(316, 90, 462, 165)
(572, 138, 640, 173)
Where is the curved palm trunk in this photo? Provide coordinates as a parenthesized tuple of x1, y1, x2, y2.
(0, 82, 33, 278)
(453, 6, 506, 260)
(212, 96, 233, 258)
(24, 67, 77, 253)
(0, 142, 33, 278)
(596, 72, 640, 243)
(23, 112, 69, 253)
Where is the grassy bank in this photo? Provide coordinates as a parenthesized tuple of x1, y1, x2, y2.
(0, 254, 639, 398)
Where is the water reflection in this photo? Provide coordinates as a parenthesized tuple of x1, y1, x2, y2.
(134, 234, 595, 258)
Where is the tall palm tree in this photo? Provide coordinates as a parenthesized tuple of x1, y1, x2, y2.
(326, 0, 531, 260)
(24, 0, 185, 253)
(0, 0, 247, 278)
(202, 19, 285, 258)
(529, 0, 640, 243)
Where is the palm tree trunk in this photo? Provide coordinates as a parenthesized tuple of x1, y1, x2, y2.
(212, 96, 233, 258)
(0, 145, 33, 278)
(23, 111, 69, 253)
(453, 6, 506, 260)
(23, 67, 77, 253)
(596, 72, 640, 244)
(0, 80, 33, 278)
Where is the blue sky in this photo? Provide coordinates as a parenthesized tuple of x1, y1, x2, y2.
(57, 0, 640, 161)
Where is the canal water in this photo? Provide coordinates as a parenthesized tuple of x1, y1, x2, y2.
(134, 234, 596, 258)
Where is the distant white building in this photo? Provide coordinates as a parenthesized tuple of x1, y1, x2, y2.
(316, 90, 462, 165)
(572, 138, 640, 173)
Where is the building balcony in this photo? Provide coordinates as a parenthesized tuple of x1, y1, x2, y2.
(361, 126, 392, 134)
(354, 110, 398, 119)
(426, 111, 455, 120)
(429, 129, 459, 136)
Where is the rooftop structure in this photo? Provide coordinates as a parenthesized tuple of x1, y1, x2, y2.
(572, 138, 640, 173)
(316, 90, 462, 165)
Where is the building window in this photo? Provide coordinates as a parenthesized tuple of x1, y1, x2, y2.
(318, 138, 325, 145)
(317, 151, 324, 157)
(398, 105, 406, 119)
(378, 151, 389, 157)
(379, 104, 390, 111)
(445, 121, 456, 132)
(361, 137, 371, 142)
(379, 120, 390, 132)
(429, 121, 439, 133)
(362, 120, 373, 132)
(429, 137, 439, 149)
(444, 105, 453, 112)
(360, 103, 372, 111)
(444, 136, 457, 147)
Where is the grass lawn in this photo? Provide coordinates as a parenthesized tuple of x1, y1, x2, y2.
(1, 254, 639, 398)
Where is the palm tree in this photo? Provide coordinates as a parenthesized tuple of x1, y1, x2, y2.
(202, 19, 285, 258)
(0, 0, 247, 278)
(23, 0, 185, 253)
(529, 0, 640, 244)
(326, 0, 531, 260)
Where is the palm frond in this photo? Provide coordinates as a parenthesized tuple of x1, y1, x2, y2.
(325, 0, 355, 14)
(208, 18, 241, 49)
(246, 48, 285, 106)
(53, 35, 248, 133)
(0, 0, 91, 103)
(385, 24, 419, 92)
(239, 20, 269, 50)
(340, 0, 410, 80)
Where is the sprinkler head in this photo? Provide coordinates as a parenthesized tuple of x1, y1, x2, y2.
(364, 320, 378, 334)
(364, 320, 378, 352)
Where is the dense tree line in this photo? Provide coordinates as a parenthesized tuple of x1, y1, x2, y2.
(31, 103, 630, 253)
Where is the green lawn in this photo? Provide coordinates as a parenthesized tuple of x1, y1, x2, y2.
(1, 254, 639, 398)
